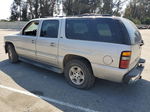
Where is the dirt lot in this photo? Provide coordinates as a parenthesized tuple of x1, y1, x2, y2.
(0, 29, 150, 112)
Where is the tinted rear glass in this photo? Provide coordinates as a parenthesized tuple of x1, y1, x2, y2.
(66, 18, 128, 44)
(122, 19, 142, 44)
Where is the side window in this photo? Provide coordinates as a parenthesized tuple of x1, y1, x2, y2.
(22, 21, 39, 36)
(97, 23, 112, 37)
(66, 19, 126, 44)
(40, 20, 59, 38)
(66, 20, 93, 40)
(96, 20, 117, 43)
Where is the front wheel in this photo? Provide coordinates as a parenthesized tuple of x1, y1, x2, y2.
(7, 44, 18, 63)
(64, 59, 95, 89)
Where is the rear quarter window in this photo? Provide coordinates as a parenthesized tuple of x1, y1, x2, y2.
(122, 19, 142, 44)
(65, 18, 128, 44)
(97, 23, 112, 37)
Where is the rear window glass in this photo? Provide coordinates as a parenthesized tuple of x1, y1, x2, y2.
(97, 23, 112, 37)
(122, 19, 141, 44)
(66, 18, 127, 44)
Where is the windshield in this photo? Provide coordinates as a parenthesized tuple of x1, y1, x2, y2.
(122, 18, 142, 44)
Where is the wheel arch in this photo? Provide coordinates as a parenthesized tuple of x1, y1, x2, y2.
(5, 41, 14, 53)
(63, 54, 93, 73)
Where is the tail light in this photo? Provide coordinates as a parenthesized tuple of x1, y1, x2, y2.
(119, 51, 131, 69)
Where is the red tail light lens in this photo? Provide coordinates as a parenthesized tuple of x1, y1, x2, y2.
(119, 51, 131, 69)
(119, 60, 130, 69)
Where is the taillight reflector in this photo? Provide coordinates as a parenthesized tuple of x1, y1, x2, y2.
(119, 60, 130, 69)
(119, 51, 131, 69)
(122, 51, 131, 57)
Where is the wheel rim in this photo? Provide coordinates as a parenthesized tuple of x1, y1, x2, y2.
(69, 66, 85, 85)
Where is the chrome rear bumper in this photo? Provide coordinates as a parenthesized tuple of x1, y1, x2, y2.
(123, 58, 145, 84)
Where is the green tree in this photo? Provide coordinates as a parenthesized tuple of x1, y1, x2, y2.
(39, 0, 56, 17)
(10, 2, 19, 21)
(63, 0, 126, 16)
(21, 1, 28, 21)
(142, 17, 150, 25)
(15, 0, 22, 20)
(124, 0, 150, 24)
(11, 0, 57, 20)
(63, 0, 74, 15)
(63, 0, 102, 16)
(27, 0, 37, 19)
(113, 0, 126, 16)
(27, 0, 56, 18)
(102, 0, 113, 14)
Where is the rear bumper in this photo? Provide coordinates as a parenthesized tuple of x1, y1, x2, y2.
(123, 58, 145, 84)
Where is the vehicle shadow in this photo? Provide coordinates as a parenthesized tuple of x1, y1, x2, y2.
(0, 59, 150, 112)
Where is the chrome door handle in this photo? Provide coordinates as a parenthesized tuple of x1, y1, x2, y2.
(50, 42, 55, 47)
(32, 40, 35, 44)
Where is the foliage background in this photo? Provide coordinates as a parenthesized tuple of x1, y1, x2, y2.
(9, 0, 150, 25)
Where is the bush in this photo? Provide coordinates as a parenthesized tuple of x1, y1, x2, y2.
(142, 17, 150, 25)
(0, 19, 9, 22)
(129, 18, 141, 25)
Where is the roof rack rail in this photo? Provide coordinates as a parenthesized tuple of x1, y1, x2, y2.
(77, 13, 100, 16)
(44, 16, 65, 18)
(101, 14, 113, 16)
(77, 13, 113, 17)
(44, 14, 113, 18)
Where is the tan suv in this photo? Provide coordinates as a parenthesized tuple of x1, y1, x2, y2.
(4, 15, 145, 89)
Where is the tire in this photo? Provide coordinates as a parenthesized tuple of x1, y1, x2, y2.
(64, 59, 95, 89)
(7, 44, 18, 63)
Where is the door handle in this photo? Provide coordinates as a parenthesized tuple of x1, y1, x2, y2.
(32, 40, 35, 44)
(50, 42, 56, 47)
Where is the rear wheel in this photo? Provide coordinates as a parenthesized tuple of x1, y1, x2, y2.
(64, 59, 95, 89)
(7, 44, 18, 63)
